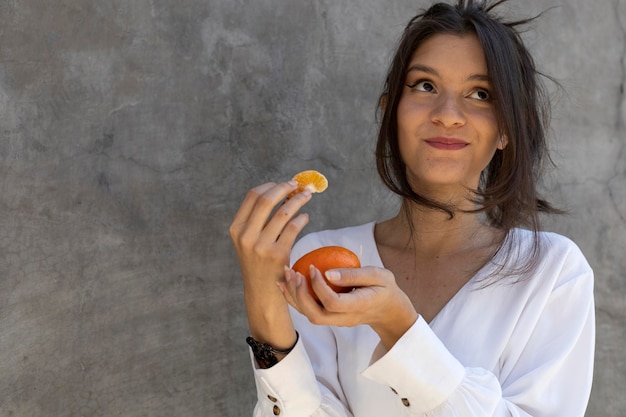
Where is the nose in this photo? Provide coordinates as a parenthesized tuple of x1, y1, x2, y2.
(431, 93, 466, 128)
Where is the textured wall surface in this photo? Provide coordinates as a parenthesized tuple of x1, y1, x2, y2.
(0, 1, 623, 416)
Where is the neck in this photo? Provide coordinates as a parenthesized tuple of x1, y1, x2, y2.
(379, 200, 492, 259)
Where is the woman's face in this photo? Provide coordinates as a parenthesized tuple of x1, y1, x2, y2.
(397, 33, 504, 199)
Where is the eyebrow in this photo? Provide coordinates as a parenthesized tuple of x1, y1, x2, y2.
(406, 64, 490, 82)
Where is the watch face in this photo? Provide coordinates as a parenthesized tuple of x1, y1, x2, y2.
(246, 332, 298, 368)
(246, 337, 279, 368)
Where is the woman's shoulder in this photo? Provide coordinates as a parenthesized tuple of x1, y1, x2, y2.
(509, 228, 593, 282)
(512, 228, 588, 259)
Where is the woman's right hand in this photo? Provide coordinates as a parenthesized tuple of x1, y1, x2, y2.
(229, 181, 312, 350)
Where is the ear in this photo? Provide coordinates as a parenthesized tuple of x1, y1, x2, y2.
(379, 93, 388, 112)
(497, 135, 508, 150)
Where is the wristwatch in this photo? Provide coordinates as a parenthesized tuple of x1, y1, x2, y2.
(246, 332, 299, 368)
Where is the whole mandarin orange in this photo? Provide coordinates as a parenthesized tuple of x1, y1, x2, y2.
(292, 246, 360, 302)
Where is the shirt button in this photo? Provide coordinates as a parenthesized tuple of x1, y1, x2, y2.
(273, 405, 281, 415)
(401, 398, 410, 407)
(267, 395, 277, 402)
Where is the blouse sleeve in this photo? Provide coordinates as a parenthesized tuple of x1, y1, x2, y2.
(249, 231, 354, 417)
(361, 240, 595, 417)
(249, 309, 353, 417)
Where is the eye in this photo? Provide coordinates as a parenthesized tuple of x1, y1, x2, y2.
(469, 88, 491, 101)
(407, 80, 436, 93)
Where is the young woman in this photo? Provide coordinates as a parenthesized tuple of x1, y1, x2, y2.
(229, 1, 595, 416)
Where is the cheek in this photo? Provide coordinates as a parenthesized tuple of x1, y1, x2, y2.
(477, 108, 499, 135)
(396, 99, 411, 130)
(396, 98, 428, 144)
(471, 110, 500, 147)
(396, 100, 413, 159)
(397, 94, 428, 123)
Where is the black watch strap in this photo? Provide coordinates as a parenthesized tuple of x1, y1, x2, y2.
(246, 332, 299, 368)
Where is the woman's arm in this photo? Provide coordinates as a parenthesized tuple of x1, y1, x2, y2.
(231, 185, 354, 416)
(362, 245, 595, 416)
(229, 182, 309, 358)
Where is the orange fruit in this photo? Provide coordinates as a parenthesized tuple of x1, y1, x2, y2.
(289, 170, 328, 197)
(292, 246, 360, 302)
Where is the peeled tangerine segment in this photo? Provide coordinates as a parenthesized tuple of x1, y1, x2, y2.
(292, 246, 360, 302)
(290, 170, 328, 195)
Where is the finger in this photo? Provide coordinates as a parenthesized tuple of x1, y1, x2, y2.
(311, 266, 370, 316)
(289, 268, 372, 327)
(288, 270, 327, 317)
(230, 183, 278, 243)
(279, 268, 301, 310)
(245, 181, 299, 230)
(309, 265, 343, 307)
(265, 187, 311, 238)
(324, 266, 392, 289)
(233, 182, 298, 247)
(275, 212, 310, 251)
(230, 182, 277, 229)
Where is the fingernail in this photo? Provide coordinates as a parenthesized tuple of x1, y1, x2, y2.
(295, 213, 309, 226)
(288, 180, 298, 187)
(275, 282, 285, 293)
(302, 189, 312, 197)
(325, 270, 340, 282)
(295, 272, 303, 287)
(284, 266, 292, 282)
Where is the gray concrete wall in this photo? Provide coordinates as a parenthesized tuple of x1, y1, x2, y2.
(0, 0, 622, 416)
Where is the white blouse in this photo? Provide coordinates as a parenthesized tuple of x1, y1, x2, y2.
(250, 222, 595, 417)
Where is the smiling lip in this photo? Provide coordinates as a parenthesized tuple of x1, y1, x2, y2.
(424, 137, 469, 150)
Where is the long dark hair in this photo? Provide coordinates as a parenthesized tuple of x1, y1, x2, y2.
(375, 0, 561, 278)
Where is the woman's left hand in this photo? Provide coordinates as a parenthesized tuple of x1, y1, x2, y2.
(279, 266, 418, 349)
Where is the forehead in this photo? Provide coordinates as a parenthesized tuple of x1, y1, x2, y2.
(408, 33, 488, 76)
